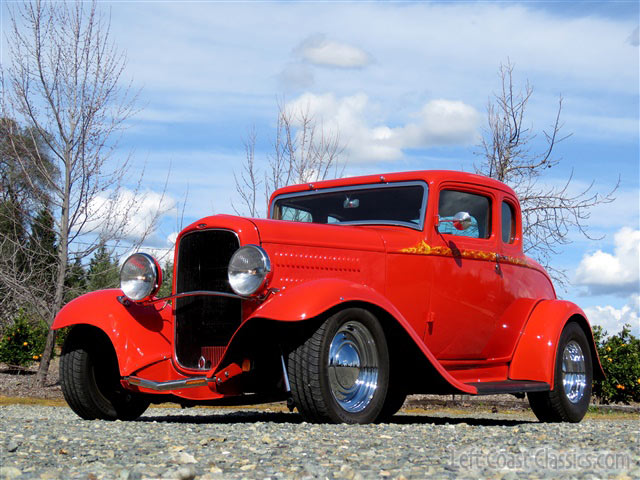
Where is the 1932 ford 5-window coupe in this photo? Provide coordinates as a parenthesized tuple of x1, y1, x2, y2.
(54, 170, 603, 424)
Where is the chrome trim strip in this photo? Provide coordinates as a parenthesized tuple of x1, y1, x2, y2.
(125, 376, 209, 391)
(271, 181, 429, 231)
(146, 290, 245, 304)
(326, 219, 422, 231)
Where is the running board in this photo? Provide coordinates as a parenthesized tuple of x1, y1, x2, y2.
(125, 376, 209, 391)
(469, 380, 550, 395)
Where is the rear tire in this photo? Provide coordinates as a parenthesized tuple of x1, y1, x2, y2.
(528, 322, 592, 423)
(288, 308, 389, 424)
(60, 328, 149, 421)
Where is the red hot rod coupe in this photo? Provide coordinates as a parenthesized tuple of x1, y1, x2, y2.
(54, 170, 603, 424)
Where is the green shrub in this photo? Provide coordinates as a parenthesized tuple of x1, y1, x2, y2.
(0, 311, 48, 366)
(55, 326, 70, 348)
(592, 324, 640, 404)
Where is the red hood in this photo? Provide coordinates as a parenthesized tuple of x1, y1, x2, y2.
(249, 218, 386, 252)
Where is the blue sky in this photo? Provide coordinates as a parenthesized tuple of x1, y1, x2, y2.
(2, 1, 638, 335)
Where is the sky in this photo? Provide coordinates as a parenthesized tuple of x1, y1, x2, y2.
(2, 0, 638, 336)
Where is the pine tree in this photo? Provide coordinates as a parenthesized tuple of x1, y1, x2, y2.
(28, 208, 58, 288)
(86, 244, 119, 292)
(157, 261, 173, 298)
(0, 119, 55, 325)
(64, 258, 87, 302)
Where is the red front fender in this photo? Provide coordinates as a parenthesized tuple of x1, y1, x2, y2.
(52, 289, 174, 376)
(509, 300, 604, 387)
(252, 279, 388, 322)
(250, 279, 477, 394)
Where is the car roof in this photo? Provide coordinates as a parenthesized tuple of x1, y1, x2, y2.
(270, 170, 517, 200)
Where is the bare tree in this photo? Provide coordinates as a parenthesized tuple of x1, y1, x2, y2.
(476, 60, 617, 285)
(234, 101, 345, 217)
(233, 127, 261, 217)
(1, 0, 164, 385)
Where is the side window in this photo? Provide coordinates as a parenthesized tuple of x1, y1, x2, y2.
(501, 201, 516, 244)
(437, 189, 491, 239)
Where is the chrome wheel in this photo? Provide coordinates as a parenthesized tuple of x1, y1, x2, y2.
(562, 340, 586, 404)
(328, 321, 379, 413)
(288, 307, 389, 424)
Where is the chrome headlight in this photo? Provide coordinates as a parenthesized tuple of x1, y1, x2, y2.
(120, 253, 162, 302)
(228, 245, 271, 296)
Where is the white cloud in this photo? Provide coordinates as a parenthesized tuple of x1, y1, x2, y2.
(83, 189, 177, 242)
(167, 231, 178, 245)
(284, 93, 480, 163)
(574, 227, 640, 295)
(296, 35, 371, 68)
(585, 295, 639, 337)
(119, 232, 178, 267)
(395, 100, 481, 146)
(90, 2, 638, 147)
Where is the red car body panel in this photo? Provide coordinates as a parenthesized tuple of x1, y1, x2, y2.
(53, 289, 173, 377)
(510, 300, 605, 384)
(248, 278, 477, 394)
(53, 170, 603, 403)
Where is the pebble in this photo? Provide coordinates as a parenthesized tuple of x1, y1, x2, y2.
(175, 452, 197, 464)
(6, 440, 20, 452)
(0, 467, 22, 479)
(0, 405, 637, 479)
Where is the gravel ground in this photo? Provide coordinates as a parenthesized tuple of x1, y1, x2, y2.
(0, 361, 61, 401)
(1, 360, 638, 479)
(0, 404, 638, 480)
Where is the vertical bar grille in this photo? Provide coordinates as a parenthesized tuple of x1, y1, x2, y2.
(175, 230, 241, 369)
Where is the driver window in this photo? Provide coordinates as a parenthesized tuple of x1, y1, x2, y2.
(437, 189, 491, 239)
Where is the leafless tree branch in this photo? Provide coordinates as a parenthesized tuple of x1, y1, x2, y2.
(475, 59, 618, 287)
(0, 0, 163, 385)
(234, 100, 345, 217)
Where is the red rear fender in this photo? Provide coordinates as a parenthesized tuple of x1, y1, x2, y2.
(509, 300, 604, 386)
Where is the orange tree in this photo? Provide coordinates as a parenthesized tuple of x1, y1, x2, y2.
(592, 325, 640, 404)
(0, 310, 48, 367)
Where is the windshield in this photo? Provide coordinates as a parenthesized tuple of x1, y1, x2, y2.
(271, 181, 428, 230)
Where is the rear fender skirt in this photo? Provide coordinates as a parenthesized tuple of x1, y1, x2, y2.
(249, 279, 477, 395)
(509, 300, 604, 387)
(52, 289, 173, 376)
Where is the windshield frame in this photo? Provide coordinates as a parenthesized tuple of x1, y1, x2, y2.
(270, 181, 429, 231)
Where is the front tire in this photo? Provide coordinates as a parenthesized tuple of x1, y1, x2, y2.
(60, 328, 149, 421)
(288, 308, 389, 424)
(528, 322, 592, 423)
(376, 386, 407, 423)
